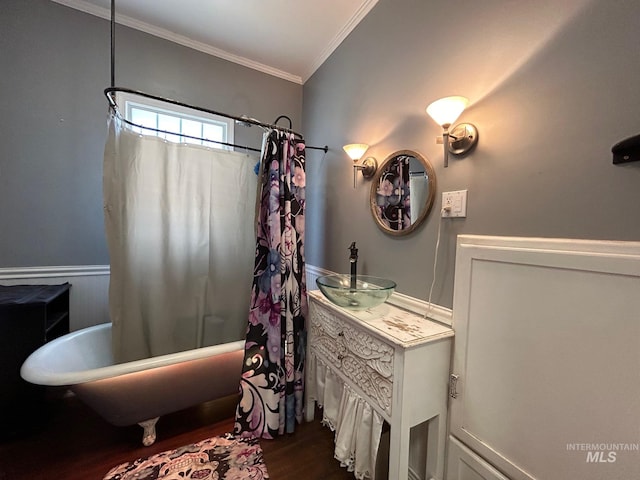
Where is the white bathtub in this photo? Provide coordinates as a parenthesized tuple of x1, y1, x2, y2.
(21, 323, 244, 445)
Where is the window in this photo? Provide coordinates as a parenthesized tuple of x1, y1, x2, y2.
(116, 92, 234, 150)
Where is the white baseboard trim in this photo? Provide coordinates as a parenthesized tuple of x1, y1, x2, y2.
(305, 264, 452, 326)
(387, 290, 452, 327)
(0, 265, 111, 331)
(1, 263, 451, 331)
(0, 265, 110, 280)
(305, 264, 333, 288)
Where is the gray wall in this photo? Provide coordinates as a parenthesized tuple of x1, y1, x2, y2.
(302, 0, 640, 309)
(4, 0, 640, 307)
(0, 0, 302, 267)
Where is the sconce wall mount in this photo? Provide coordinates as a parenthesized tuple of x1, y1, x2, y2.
(445, 123, 478, 155)
(356, 156, 378, 178)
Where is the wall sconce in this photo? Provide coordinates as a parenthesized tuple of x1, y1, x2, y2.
(343, 143, 378, 188)
(426, 96, 478, 168)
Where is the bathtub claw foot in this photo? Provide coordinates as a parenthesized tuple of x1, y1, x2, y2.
(139, 417, 159, 446)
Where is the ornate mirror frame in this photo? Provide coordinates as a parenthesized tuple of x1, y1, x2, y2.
(369, 149, 437, 236)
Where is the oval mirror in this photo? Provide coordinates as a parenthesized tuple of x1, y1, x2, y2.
(370, 150, 436, 235)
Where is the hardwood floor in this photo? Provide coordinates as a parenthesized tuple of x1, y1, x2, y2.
(0, 388, 355, 480)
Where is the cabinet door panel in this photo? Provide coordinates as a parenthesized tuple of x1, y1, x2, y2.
(446, 436, 509, 480)
(450, 237, 640, 480)
(340, 354, 393, 416)
(342, 322, 394, 378)
(309, 303, 343, 368)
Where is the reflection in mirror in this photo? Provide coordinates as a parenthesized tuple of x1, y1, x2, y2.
(370, 150, 436, 236)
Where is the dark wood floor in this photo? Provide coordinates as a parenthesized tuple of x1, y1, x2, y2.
(0, 388, 355, 480)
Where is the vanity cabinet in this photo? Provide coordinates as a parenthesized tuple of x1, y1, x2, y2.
(305, 290, 454, 480)
(0, 283, 71, 437)
(448, 235, 640, 480)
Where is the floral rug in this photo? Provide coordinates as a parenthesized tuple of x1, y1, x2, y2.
(103, 434, 268, 480)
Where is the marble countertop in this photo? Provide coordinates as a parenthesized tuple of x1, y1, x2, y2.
(308, 290, 454, 348)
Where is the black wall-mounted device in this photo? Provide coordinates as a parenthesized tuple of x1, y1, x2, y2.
(612, 133, 640, 164)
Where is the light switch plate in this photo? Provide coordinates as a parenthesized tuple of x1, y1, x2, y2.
(442, 190, 468, 217)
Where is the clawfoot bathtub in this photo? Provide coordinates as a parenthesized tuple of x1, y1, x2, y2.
(21, 323, 244, 445)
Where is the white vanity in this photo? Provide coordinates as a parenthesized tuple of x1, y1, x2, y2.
(305, 290, 454, 480)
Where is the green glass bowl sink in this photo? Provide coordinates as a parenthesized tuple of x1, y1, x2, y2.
(316, 274, 396, 310)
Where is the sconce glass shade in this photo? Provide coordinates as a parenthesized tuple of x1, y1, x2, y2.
(343, 143, 369, 161)
(426, 96, 469, 128)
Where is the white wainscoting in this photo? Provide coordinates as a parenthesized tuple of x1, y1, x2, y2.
(0, 266, 110, 331)
(0, 263, 450, 333)
(305, 264, 330, 291)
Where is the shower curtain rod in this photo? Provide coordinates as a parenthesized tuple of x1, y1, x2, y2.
(104, 87, 328, 153)
(106, 1, 327, 153)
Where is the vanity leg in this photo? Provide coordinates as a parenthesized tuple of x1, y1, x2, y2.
(304, 397, 316, 422)
(426, 414, 446, 480)
(388, 421, 411, 480)
(304, 352, 316, 422)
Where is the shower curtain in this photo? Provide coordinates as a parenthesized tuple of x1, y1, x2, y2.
(103, 114, 257, 363)
(234, 130, 308, 438)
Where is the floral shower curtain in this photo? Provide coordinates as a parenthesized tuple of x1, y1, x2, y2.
(234, 130, 307, 438)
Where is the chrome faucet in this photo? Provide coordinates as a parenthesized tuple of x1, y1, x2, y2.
(348, 242, 358, 290)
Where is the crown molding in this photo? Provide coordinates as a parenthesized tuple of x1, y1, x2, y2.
(302, 0, 379, 82)
(50, 0, 303, 84)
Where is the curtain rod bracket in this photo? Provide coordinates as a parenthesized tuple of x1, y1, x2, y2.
(274, 115, 293, 130)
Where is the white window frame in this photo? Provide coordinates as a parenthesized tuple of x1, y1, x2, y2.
(116, 92, 235, 150)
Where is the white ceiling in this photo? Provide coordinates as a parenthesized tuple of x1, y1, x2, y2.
(51, 0, 378, 84)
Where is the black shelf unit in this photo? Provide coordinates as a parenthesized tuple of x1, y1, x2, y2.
(0, 283, 71, 438)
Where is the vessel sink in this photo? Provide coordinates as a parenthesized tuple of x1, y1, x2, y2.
(315, 274, 396, 310)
